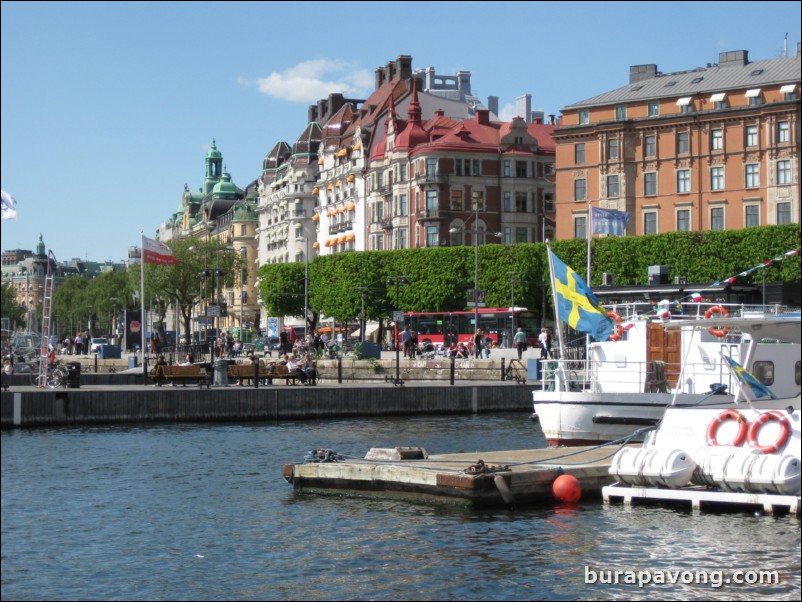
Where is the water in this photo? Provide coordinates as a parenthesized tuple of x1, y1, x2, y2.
(2, 414, 799, 601)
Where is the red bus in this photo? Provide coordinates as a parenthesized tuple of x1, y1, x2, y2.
(393, 308, 539, 349)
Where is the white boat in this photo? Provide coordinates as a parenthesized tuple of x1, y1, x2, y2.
(532, 303, 801, 446)
(602, 316, 801, 513)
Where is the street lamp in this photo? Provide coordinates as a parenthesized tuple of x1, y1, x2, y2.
(449, 195, 501, 333)
(507, 273, 517, 348)
(386, 276, 409, 386)
(239, 246, 247, 342)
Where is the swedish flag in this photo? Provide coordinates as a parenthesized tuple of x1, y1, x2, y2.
(723, 355, 777, 399)
(549, 250, 613, 341)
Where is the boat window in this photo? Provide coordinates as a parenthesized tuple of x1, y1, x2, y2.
(796, 361, 801, 386)
(751, 361, 774, 386)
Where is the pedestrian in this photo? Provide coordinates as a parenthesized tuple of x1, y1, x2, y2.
(539, 328, 552, 359)
(473, 329, 483, 359)
(514, 327, 528, 360)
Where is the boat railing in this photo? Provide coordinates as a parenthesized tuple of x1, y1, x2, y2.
(602, 302, 800, 322)
(541, 358, 734, 395)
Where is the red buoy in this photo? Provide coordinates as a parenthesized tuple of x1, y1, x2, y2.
(552, 474, 582, 503)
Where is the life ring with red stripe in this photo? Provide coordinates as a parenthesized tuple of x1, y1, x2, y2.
(704, 305, 730, 337)
(706, 409, 748, 447)
(607, 311, 624, 341)
(746, 410, 791, 454)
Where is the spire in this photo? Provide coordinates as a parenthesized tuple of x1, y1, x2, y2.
(408, 77, 421, 124)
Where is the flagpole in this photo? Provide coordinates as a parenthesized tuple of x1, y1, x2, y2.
(140, 231, 147, 381)
(587, 200, 592, 286)
(545, 242, 566, 360)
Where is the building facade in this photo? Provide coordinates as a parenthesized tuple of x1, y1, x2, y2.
(553, 48, 801, 240)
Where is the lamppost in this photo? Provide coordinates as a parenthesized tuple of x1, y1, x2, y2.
(238, 246, 247, 342)
(449, 194, 501, 334)
(386, 276, 409, 386)
(508, 272, 517, 348)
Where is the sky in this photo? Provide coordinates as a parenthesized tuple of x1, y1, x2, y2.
(2, 1, 800, 263)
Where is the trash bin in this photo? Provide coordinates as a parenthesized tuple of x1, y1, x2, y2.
(128, 356, 138, 369)
(213, 359, 229, 387)
(359, 341, 381, 359)
(66, 362, 81, 389)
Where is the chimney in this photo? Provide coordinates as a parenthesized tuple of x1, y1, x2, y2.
(476, 109, 490, 125)
(487, 95, 499, 117)
(719, 50, 749, 67)
(629, 64, 657, 83)
(396, 55, 412, 80)
(375, 67, 385, 90)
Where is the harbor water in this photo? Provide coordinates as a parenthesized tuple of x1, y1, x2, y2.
(2, 413, 799, 601)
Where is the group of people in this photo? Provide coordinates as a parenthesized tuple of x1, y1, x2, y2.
(512, 327, 553, 360)
(59, 333, 91, 355)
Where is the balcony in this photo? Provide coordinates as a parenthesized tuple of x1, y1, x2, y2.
(415, 208, 446, 221)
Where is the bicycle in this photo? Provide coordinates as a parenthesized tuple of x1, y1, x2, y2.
(28, 360, 68, 388)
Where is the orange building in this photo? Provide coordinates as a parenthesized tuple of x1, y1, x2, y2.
(553, 49, 800, 240)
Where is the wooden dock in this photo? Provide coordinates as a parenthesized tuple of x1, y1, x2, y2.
(283, 444, 628, 508)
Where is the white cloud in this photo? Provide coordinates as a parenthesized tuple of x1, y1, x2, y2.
(255, 59, 373, 103)
(498, 103, 517, 121)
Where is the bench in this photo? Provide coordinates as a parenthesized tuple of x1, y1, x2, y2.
(266, 362, 317, 386)
(150, 364, 210, 387)
(228, 363, 270, 384)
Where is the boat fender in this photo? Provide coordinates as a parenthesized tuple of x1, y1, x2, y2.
(747, 410, 792, 454)
(704, 305, 730, 337)
(607, 311, 624, 341)
(706, 409, 748, 447)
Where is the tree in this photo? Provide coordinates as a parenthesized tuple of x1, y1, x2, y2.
(1, 281, 26, 327)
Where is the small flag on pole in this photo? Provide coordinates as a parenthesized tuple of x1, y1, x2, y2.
(723, 355, 777, 400)
(1, 189, 18, 220)
(142, 235, 180, 265)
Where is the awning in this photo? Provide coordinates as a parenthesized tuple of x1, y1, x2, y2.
(710, 92, 726, 102)
(676, 97, 692, 106)
(352, 143, 362, 150)
(312, 187, 319, 195)
(780, 84, 797, 94)
(312, 213, 319, 221)
(346, 174, 355, 183)
(335, 180, 341, 187)
(336, 149, 347, 157)
(312, 241, 319, 249)
(327, 183, 333, 190)
(345, 233, 355, 241)
(745, 88, 761, 97)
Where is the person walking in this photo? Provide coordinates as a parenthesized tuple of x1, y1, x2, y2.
(514, 327, 527, 361)
(473, 329, 483, 359)
(539, 328, 552, 359)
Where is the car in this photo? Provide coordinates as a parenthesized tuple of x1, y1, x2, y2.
(89, 338, 109, 353)
(245, 336, 282, 355)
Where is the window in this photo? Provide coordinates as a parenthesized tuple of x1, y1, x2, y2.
(578, 110, 589, 125)
(644, 172, 657, 197)
(777, 121, 789, 143)
(425, 189, 438, 211)
(399, 193, 407, 216)
(574, 216, 587, 239)
(777, 202, 791, 224)
(503, 160, 510, 177)
(515, 227, 527, 243)
(574, 179, 587, 201)
(400, 164, 407, 181)
(644, 211, 658, 235)
(503, 227, 512, 244)
(710, 166, 724, 191)
(644, 135, 656, 157)
(472, 159, 480, 176)
(607, 138, 619, 160)
(677, 132, 689, 154)
(426, 226, 438, 247)
(777, 160, 791, 185)
(648, 101, 659, 117)
(781, 84, 798, 101)
(515, 192, 527, 212)
(745, 125, 758, 147)
(677, 97, 693, 113)
(575, 143, 585, 165)
(745, 164, 760, 188)
(607, 174, 620, 198)
(449, 191, 461, 211)
(751, 361, 774, 386)
(396, 228, 407, 250)
(746, 88, 762, 106)
(711, 207, 725, 231)
(503, 191, 512, 212)
(677, 170, 691, 193)
(711, 92, 727, 110)
(472, 191, 485, 211)
(544, 193, 555, 212)
(677, 208, 690, 231)
(515, 161, 527, 178)
(745, 204, 760, 227)
(425, 158, 437, 176)
(711, 129, 723, 151)
(615, 105, 627, 121)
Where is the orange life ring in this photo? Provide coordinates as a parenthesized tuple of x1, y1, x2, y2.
(704, 305, 730, 337)
(746, 410, 791, 454)
(706, 409, 748, 447)
(607, 311, 624, 341)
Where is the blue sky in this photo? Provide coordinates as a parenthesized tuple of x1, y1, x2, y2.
(2, 1, 800, 262)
